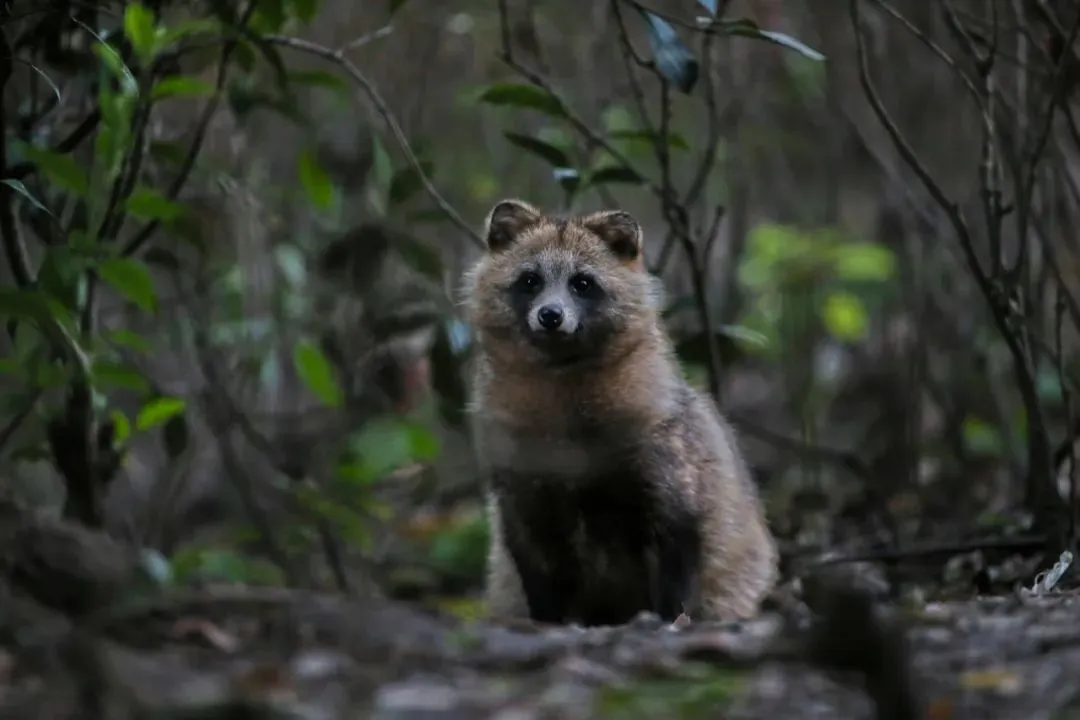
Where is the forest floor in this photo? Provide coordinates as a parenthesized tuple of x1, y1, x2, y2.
(1, 497, 1079, 720)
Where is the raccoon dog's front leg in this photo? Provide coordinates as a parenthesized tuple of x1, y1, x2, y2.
(652, 503, 704, 621)
(493, 487, 571, 624)
(503, 525, 566, 623)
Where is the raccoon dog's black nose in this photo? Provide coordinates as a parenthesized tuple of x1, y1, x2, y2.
(537, 305, 563, 330)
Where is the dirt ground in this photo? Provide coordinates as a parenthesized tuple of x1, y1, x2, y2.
(2, 497, 1079, 720)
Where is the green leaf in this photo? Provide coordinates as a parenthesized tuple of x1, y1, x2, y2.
(125, 187, 185, 222)
(31, 361, 71, 389)
(389, 161, 434, 207)
(717, 324, 769, 348)
(97, 258, 158, 312)
(503, 132, 572, 168)
(292, 339, 342, 406)
(834, 244, 895, 282)
(602, 105, 636, 132)
(251, 0, 287, 33)
(641, 12, 699, 94)
(372, 135, 394, 191)
(584, 165, 644, 187)
(110, 409, 132, 446)
(92, 88, 136, 200)
(136, 396, 186, 431)
(297, 149, 334, 210)
(151, 76, 216, 101)
(369, 135, 393, 215)
(390, 0, 412, 15)
(91, 360, 150, 392)
(609, 128, 689, 151)
(103, 328, 152, 352)
(155, 18, 221, 49)
(123, 3, 158, 65)
(1, 179, 53, 215)
(713, 19, 825, 61)
(475, 83, 566, 118)
(821, 291, 869, 342)
(290, 0, 320, 23)
(342, 418, 440, 485)
(287, 69, 348, 93)
(0, 287, 57, 322)
(15, 143, 89, 196)
(92, 42, 138, 95)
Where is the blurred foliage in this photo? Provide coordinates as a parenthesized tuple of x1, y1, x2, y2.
(0, 0, 450, 589)
(738, 222, 897, 349)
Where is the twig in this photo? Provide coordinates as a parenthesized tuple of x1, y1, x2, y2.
(336, 25, 393, 54)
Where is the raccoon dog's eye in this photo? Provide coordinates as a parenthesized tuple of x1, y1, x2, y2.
(515, 271, 542, 292)
(570, 273, 597, 296)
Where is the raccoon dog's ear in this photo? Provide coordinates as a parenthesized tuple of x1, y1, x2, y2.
(484, 199, 542, 252)
(581, 210, 643, 265)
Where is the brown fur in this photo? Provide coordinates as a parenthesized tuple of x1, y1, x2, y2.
(463, 199, 778, 623)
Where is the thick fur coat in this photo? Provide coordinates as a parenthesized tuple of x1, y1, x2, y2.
(462, 199, 777, 625)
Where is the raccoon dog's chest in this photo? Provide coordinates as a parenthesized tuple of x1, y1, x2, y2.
(492, 457, 702, 626)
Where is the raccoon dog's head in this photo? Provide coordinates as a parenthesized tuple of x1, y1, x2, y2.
(463, 199, 662, 366)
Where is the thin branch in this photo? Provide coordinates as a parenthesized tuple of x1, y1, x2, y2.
(683, 35, 728, 209)
(1010, 5, 1080, 276)
(850, 0, 984, 290)
(851, 0, 1064, 547)
(262, 32, 484, 251)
